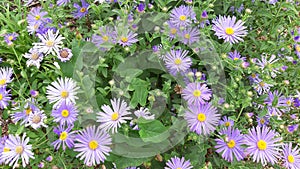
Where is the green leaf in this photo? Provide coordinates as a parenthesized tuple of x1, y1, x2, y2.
(129, 78, 150, 107)
(138, 120, 170, 143)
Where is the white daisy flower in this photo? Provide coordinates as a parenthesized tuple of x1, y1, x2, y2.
(23, 48, 44, 68)
(97, 98, 132, 133)
(33, 29, 65, 56)
(57, 48, 73, 62)
(46, 77, 79, 108)
(0, 67, 13, 87)
(1, 134, 34, 168)
(25, 110, 48, 130)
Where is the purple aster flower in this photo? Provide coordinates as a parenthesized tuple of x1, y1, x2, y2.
(228, 50, 246, 61)
(256, 54, 279, 70)
(165, 156, 193, 169)
(179, 27, 200, 45)
(11, 99, 39, 125)
(264, 90, 286, 116)
(74, 125, 112, 166)
(27, 7, 48, 26)
(294, 98, 300, 108)
(1, 134, 34, 168)
(212, 15, 248, 44)
(182, 82, 212, 105)
(269, 0, 278, 5)
(134, 107, 155, 120)
(241, 61, 249, 68)
(23, 48, 44, 68)
(0, 67, 13, 87)
(167, 21, 179, 39)
(136, 3, 145, 13)
(282, 143, 300, 169)
(237, 4, 244, 13)
(73, 0, 89, 18)
(287, 124, 298, 133)
(52, 101, 78, 125)
(52, 124, 76, 150)
(97, 98, 132, 134)
(164, 49, 192, 76)
(4, 33, 19, 45)
(254, 80, 273, 95)
(219, 116, 234, 127)
(185, 103, 220, 135)
(38, 162, 44, 168)
(92, 26, 117, 51)
(117, 30, 138, 47)
(0, 135, 8, 164)
(170, 5, 196, 28)
(0, 86, 11, 109)
(281, 65, 288, 71)
(57, 48, 73, 62)
(57, 0, 71, 6)
(26, 109, 48, 130)
(215, 127, 245, 162)
(244, 126, 282, 166)
(152, 44, 162, 54)
(218, 98, 225, 105)
(256, 116, 269, 127)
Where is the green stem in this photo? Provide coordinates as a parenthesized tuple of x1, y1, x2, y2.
(235, 107, 244, 122)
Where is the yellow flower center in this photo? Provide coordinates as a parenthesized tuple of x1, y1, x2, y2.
(286, 100, 291, 106)
(34, 24, 39, 29)
(184, 34, 190, 39)
(121, 37, 128, 43)
(0, 79, 6, 85)
(59, 131, 68, 140)
(197, 113, 206, 122)
(111, 112, 119, 121)
(61, 90, 69, 98)
(31, 53, 39, 60)
(46, 40, 54, 47)
(3, 147, 10, 152)
(8, 36, 13, 41)
(25, 109, 32, 115)
(179, 15, 187, 21)
(227, 139, 236, 148)
(260, 119, 265, 124)
(35, 15, 41, 20)
(225, 122, 230, 127)
(225, 27, 234, 35)
(288, 154, 295, 163)
(89, 140, 98, 150)
(170, 28, 177, 35)
(193, 90, 201, 97)
(0, 94, 2, 101)
(259, 82, 265, 87)
(80, 7, 86, 13)
(257, 140, 267, 150)
(296, 46, 300, 52)
(61, 109, 69, 117)
(15, 146, 24, 154)
(233, 57, 239, 60)
(174, 58, 182, 65)
(176, 168, 182, 169)
(102, 35, 109, 42)
(251, 74, 256, 78)
(32, 115, 41, 124)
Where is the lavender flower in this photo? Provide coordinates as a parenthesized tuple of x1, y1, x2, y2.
(4, 33, 19, 45)
(182, 82, 212, 105)
(52, 124, 76, 150)
(165, 156, 193, 169)
(117, 30, 138, 47)
(219, 116, 234, 127)
(0, 86, 11, 109)
(228, 50, 246, 61)
(164, 49, 192, 76)
(212, 15, 248, 44)
(170, 5, 196, 28)
(52, 101, 78, 125)
(264, 90, 286, 116)
(282, 143, 300, 169)
(73, 0, 89, 18)
(179, 27, 200, 45)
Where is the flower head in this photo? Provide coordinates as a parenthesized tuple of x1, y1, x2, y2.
(27, 7, 48, 26)
(117, 30, 138, 47)
(1, 134, 34, 168)
(212, 15, 248, 44)
(282, 143, 300, 169)
(74, 125, 112, 166)
(97, 98, 132, 133)
(26, 110, 48, 130)
(0, 86, 10, 109)
(182, 82, 212, 105)
(264, 90, 286, 116)
(52, 101, 78, 125)
(0, 67, 13, 87)
(228, 50, 246, 61)
(23, 48, 44, 68)
(73, 0, 89, 18)
(4, 33, 19, 45)
(256, 116, 269, 127)
(46, 77, 79, 108)
(33, 30, 65, 56)
(185, 103, 220, 135)
(52, 124, 76, 150)
(170, 5, 196, 28)
(219, 116, 234, 127)
(11, 99, 38, 125)
(57, 48, 73, 62)
(165, 156, 193, 169)
(215, 127, 245, 162)
(244, 126, 282, 165)
(164, 49, 192, 76)
(179, 27, 200, 45)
